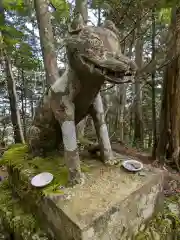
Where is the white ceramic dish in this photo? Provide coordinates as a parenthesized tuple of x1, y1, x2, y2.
(31, 172, 54, 187)
(122, 160, 143, 172)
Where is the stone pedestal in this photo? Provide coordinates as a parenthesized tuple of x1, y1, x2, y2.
(4, 144, 164, 240)
(40, 163, 164, 240)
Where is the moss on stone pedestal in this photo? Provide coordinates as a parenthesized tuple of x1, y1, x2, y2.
(134, 194, 180, 240)
(1, 144, 90, 196)
(0, 144, 92, 239)
(0, 180, 48, 240)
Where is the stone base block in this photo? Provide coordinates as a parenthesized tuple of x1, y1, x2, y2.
(41, 163, 164, 240)
(3, 145, 164, 240)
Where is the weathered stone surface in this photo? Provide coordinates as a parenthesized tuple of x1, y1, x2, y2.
(12, 164, 163, 239)
(40, 162, 164, 240)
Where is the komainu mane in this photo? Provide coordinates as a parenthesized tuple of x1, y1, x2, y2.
(27, 14, 137, 186)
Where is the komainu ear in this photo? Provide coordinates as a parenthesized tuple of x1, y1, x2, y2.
(102, 20, 119, 36)
(68, 13, 84, 34)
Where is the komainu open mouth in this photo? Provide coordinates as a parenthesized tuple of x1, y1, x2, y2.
(81, 55, 133, 84)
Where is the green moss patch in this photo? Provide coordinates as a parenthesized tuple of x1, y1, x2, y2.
(0, 180, 48, 240)
(1, 144, 90, 196)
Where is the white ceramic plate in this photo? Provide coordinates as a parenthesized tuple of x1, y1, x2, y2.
(122, 160, 143, 172)
(31, 172, 54, 187)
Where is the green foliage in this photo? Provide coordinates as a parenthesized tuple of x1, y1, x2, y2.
(0, 25, 23, 39)
(3, 0, 24, 9)
(0, 24, 39, 71)
(90, 0, 105, 9)
(158, 8, 171, 24)
(3, 0, 31, 17)
(160, 0, 179, 8)
(2, 144, 29, 168)
(51, 0, 69, 13)
(14, 42, 41, 70)
(51, 0, 70, 21)
(0, 180, 48, 239)
(134, 194, 180, 239)
(0, 0, 41, 71)
(157, 0, 179, 23)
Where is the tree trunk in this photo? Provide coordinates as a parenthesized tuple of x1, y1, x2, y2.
(74, 0, 88, 23)
(133, 20, 144, 149)
(0, 3, 25, 144)
(21, 69, 27, 139)
(97, 6, 101, 26)
(151, 8, 157, 158)
(6, 57, 25, 144)
(117, 35, 134, 142)
(116, 84, 127, 141)
(156, 7, 180, 170)
(74, 0, 89, 141)
(34, 0, 59, 88)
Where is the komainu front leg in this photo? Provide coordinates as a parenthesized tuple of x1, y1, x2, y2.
(89, 92, 119, 165)
(51, 93, 84, 186)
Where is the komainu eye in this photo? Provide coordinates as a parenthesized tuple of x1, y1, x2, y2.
(88, 39, 97, 46)
(88, 35, 102, 47)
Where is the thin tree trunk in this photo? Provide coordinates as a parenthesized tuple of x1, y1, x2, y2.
(129, 109, 133, 144)
(151, 8, 157, 158)
(75, 0, 88, 141)
(21, 69, 27, 139)
(30, 95, 34, 119)
(116, 84, 127, 142)
(118, 35, 134, 142)
(74, 0, 88, 23)
(20, 71, 25, 137)
(34, 0, 59, 88)
(1, 108, 6, 143)
(6, 57, 25, 143)
(133, 19, 144, 148)
(148, 132, 152, 149)
(97, 6, 101, 26)
(0, 2, 25, 144)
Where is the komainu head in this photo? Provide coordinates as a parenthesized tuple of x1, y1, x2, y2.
(66, 14, 137, 84)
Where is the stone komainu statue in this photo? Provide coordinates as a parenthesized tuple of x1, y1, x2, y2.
(27, 14, 137, 186)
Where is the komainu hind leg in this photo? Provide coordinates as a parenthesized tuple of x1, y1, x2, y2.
(89, 92, 119, 165)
